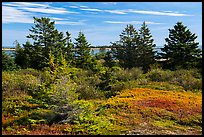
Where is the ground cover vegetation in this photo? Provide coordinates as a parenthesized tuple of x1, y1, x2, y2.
(2, 17, 202, 135)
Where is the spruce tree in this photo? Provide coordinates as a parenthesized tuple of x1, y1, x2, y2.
(2, 51, 17, 71)
(112, 24, 140, 68)
(64, 31, 74, 65)
(160, 22, 202, 70)
(15, 17, 74, 70)
(26, 17, 62, 69)
(15, 41, 33, 69)
(74, 32, 92, 69)
(137, 22, 157, 71)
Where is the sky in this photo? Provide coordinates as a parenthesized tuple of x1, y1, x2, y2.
(2, 2, 202, 48)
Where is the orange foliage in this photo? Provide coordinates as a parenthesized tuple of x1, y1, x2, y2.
(105, 88, 202, 130)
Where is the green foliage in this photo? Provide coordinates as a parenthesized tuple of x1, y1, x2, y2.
(64, 31, 75, 64)
(2, 51, 18, 71)
(95, 47, 106, 60)
(160, 22, 202, 70)
(171, 69, 202, 91)
(113, 67, 143, 81)
(104, 51, 119, 68)
(2, 71, 41, 98)
(145, 68, 202, 92)
(112, 23, 156, 71)
(112, 24, 140, 69)
(74, 32, 94, 70)
(2, 94, 51, 128)
(146, 68, 173, 82)
(15, 17, 74, 70)
(137, 22, 157, 72)
(63, 100, 123, 135)
(15, 41, 33, 69)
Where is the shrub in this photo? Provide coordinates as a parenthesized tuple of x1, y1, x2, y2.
(146, 68, 173, 82)
(113, 67, 143, 81)
(173, 69, 201, 79)
(28, 75, 78, 107)
(63, 100, 123, 135)
(16, 68, 42, 78)
(74, 73, 104, 99)
(171, 70, 202, 91)
(2, 71, 41, 98)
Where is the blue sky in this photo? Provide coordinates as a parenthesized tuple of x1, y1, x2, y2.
(2, 2, 202, 48)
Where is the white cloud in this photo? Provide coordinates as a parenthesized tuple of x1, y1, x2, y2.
(69, 4, 191, 17)
(2, 2, 48, 8)
(104, 20, 162, 25)
(127, 9, 192, 16)
(79, 6, 89, 8)
(2, 4, 78, 24)
(22, 7, 78, 14)
(80, 8, 102, 12)
(104, 10, 127, 15)
(3, 2, 79, 15)
(2, 6, 33, 24)
(2, 2, 80, 24)
(55, 20, 86, 25)
(145, 21, 163, 25)
(51, 17, 66, 21)
(69, 5, 78, 8)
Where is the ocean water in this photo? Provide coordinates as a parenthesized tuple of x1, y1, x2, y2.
(3, 50, 16, 57)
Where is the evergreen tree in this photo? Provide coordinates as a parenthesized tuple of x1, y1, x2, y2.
(15, 40, 33, 69)
(64, 31, 74, 65)
(74, 32, 92, 69)
(137, 22, 157, 71)
(2, 51, 17, 71)
(160, 22, 202, 70)
(14, 17, 72, 70)
(112, 24, 140, 69)
(104, 51, 115, 68)
(26, 17, 58, 69)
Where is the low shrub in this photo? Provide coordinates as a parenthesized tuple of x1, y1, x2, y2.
(171, 74, 202, 91)
(146, 68, 173, 82)
(15, 68, 41, 77)
(113, 67, 143, 81)
(75, 75, 104, 100)
(63, 100, 123, 135)
(2, 71, 41, 98)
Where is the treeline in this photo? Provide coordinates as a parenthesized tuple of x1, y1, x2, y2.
(2, 17, 202, 72)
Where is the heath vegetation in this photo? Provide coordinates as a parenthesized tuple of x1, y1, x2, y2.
(2, 17, 202, 135)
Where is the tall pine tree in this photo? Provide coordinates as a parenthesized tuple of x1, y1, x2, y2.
(15, 40, 34, 69)
(64, 31, 74, 65)
(112, 24, 140, 68)
(15, 17, 73, 70)
(74, 32, 92, 69)
(26, 17, 65, 69)
(160, 22, 202, 70)
(137, 22, 156, 71)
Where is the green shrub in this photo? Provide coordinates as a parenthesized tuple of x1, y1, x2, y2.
(16, 68, 41, 78)
(113, 67, 143, 81)
(171, 71, 202, 91)
(146, 68, 173, 82)
(173, 69, 202, 79)
(74, 73, 104, 99)
(2, 71, 41, 98)
(28, 75, 78, 107)
(63, 100, 122, 135)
